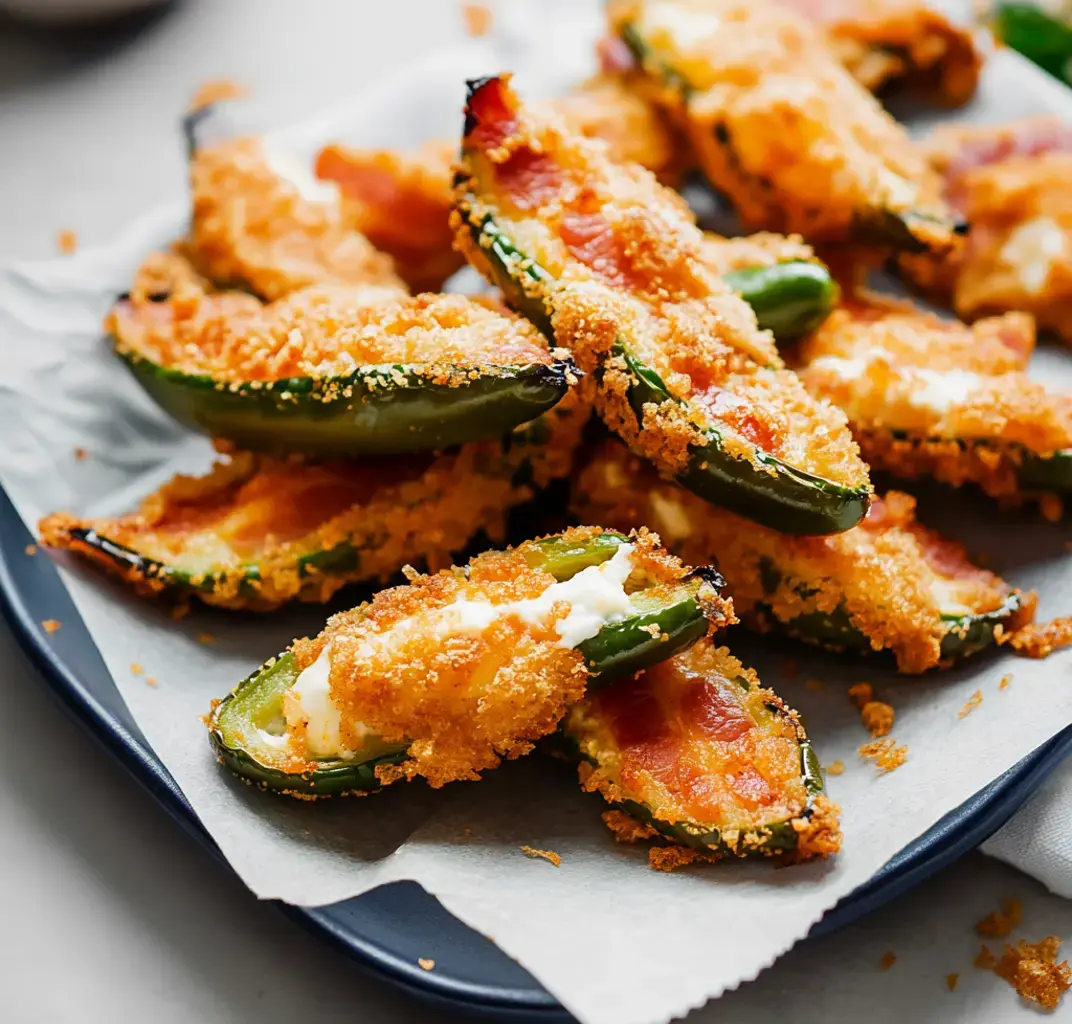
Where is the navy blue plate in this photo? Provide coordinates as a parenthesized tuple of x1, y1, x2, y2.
(1, 483, 1070, 1021)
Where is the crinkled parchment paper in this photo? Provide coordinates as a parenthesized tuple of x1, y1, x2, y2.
(0, 10, 1070, 1022)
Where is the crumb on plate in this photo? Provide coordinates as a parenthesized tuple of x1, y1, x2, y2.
(976, 897, 1022, 938)
(130, 663, 143, 675)
(188, 78, 248, 112)
(861, 700, 895, 737)
(41, 619, 61, 634)
(859, 738, 907, 774)
(521, 845, 561, 867)
(999, 672, 1013, 691)
(958, 689, 984, 719)
(24, 544, 37, 556)
(57, 229, 77, 254)
(74, 446, 89, 461)
(461, 2, 492, 36)
(1008, 617, 1072, 659)
(848, 682, 873, 708)
(880, 951, 897, 970)
(826, 760, 845, 776)
(946, 972, 959, 991)
(145, 676, 158, 687)
(995, 937, 1072, 1010)
(197, 631, 216, 646)
(418, 957, 435, 971)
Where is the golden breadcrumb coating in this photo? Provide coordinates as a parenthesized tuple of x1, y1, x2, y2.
(778, 0, 981, 104)
(1007, 616, 1072, 659)
(282, 526, 726, 788)
(903, 118, 1072, 342)
(188, 136, 404, 300)
(38, 393, 587, 611)
(795, 292, 1071, 505)
(572, 440, 1027, 673)
(698, 231, 819, 275)
(609, 0, 961, 252)
(455, 75, 868, 491)
(109, 253, 553, 384)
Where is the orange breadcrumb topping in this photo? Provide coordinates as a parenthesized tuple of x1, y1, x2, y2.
(880, 951, 897, 970)
(456, 76, 869, 495)
(41, 619, 61, 634)
(39, 393, 587, 612)
(108, 255, 553, 384)
(859, 738, 907, 773)
(609, 0, 961, 253)
(188, 137, 404, 301)
(976, 897, 1023, 938)
(1008, 617, 1072, 659)
(57, 229, 78, 255)
(418, 957, 435, 971)
(778, 0, 980, 104)
(272, 527, 728, 789)
(521, 846, 562, 867)
(187, 78, 247, 113)
(958, 689, 983, 718)
(461, 2, 492, 36)
(985, 937, 1072, 1010)
(826, 760, 845, 775)
(572, 441, 1026, 673)
(946, 973, 959, 991)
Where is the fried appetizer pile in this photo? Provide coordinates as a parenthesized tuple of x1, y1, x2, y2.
(574, 440, 1030, 673)
(795, 293, 1072, 508)
(778, 0, 981, 105)
(607, 0, 964, 253)
(109, 252, 576, 455)
(563, 641, 840, 869)
(313, 76, 688, 293)
(38, 392, 588, 611)
(207, 526, 731, 794)
(902, 117, 1072, 343)
(189, 136, 404, 300)
(454, 74, 870, 535)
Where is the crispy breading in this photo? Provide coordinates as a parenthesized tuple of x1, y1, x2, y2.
(976, 898, 1023, 939)
(698, 231, 819, 275)
(109, 255, 552, 383)
(188, 136, 404, 300)
(778, 0, 981, 104)
(38, 396, 587, 611)
(455, 76, 868, 491)
(609, 0, 961, 252)
(993, 937, 1072, 1010)
(281, 526, 723, 788)
(796, 292, 1071, 505)
(1008, 616, 1072, 659)
(572, 441, 1026, 673)
(903, 117, 1072, 342)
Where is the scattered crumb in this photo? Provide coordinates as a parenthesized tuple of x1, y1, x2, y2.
(648, 845, 707, 872)
(958, 690, 984, 719)
(461, 2, 492, 36)
(464, 827, 472, 836)
(976, 944, 998, 970)
(639, 622, 662, 638)
(521, 845, 561, 867)
(187, 77, 248, 112)
(946, 973, 959, 991)
(999, 673, 1012, 691)
(861, 700, 895, 737)
(130, 663, 143, 675)
(976, 898, 1022, 939)
(848, 682, 873, 708)
(418, 957, 435, 971)
(1008, 617, 1072, 659)
(24, 544, 37, 556)
(879, 951, 897, 971)
(995, 937, 1072, 1010)
(56, 229, 77, 254)
(826, 760, 845, 776)
(145, 676, 158, 687)
(1039, 494, 1064, 523)
(196, 631, 216, 646)
(778, 657, 799, 679)
(73, 446, 89, 461)
(804, 678, 824, 692)
(859, 738, 907, 774)
(41, 619, 61, 634)
(170, 603, 191, 621)
(602, 809, 658, 843)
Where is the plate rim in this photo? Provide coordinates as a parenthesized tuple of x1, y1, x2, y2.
(1, 482, 1069, 1018)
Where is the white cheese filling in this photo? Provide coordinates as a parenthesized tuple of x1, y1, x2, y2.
(1000, 216, 1068, 296)
(640, 1, 722, 48)
(280, 544, 638, 757)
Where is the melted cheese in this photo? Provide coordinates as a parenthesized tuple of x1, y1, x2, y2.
(282, 545, 638, 756)
(1000, 216, 1068, 295)
(809, 353, 984, 413)
(640, 1, 722, 48)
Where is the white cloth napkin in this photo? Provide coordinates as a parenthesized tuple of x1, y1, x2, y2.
(985, 755, 1072, 899)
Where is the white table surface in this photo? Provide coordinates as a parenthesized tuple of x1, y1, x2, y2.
(1, 2, 1071, 1021)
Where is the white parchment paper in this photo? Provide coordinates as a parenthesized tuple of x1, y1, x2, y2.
(1, 12, 1071, 1021)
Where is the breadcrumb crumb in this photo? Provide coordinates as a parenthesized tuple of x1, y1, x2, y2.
(461, 2, 492, 36)
(946, 973, 959, 991)
(826, 760, 845, 776)
(805, 679, 825, 692)
(170, 603, 191, 621)
(187, 78, 247, 113)
(861, 700, 895, 737)
(602, 809, 658, 844)
(41, 619, 61, 634)
(130, 663, 143, 675)
(958, 689, 984, 718)
(849, 682, 874, 708)
(994, 937, 1072, 1010)
(1000, 672, 1013, 691)
(197, 632, 216, 646)
(859, 738, 907, 774)
(976, 944, 998, 970)
(880, 951, 897, 970)
(976, 898, 1022, 938)
(57, 229, 77, 254)
(1008, 617, 1072, 659)
(24, 544, 37, 556)
(521, 845, 561, 867)
(418, 957, 435, 971)
(74, 446, 89, 461)
(145, 676, 158, 687)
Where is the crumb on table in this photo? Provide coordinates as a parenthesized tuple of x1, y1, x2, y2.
(521, 845, 561, 867)
(879, 951, 897, 970)
(1008, 617, 1072, 659)
(859, 738, 907, 774)
(958, 690, 984, 719)
(946, 973, 959, 992)
(999, 673, 1012, 691)
(861, 700, 895, 737)
(130, 663, 144, 675)
(976, 898, 1022, 939)
(41, 619, 61, 634)
(73, 446, 89, 461)
(461, 2, 492, 36)
(848, 682, 873, 708)
(976, 944, 998, 970)
(826, 760, 845, 776)
(145, 676, 158, 688)
(57, 229, 77, 254)
(196, 631, 216, 646)
(995, 937, 1071, 1010)
(24, 544, 37, 556)
(188, 78, 248, 112)
(418, 957, 435, 971)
